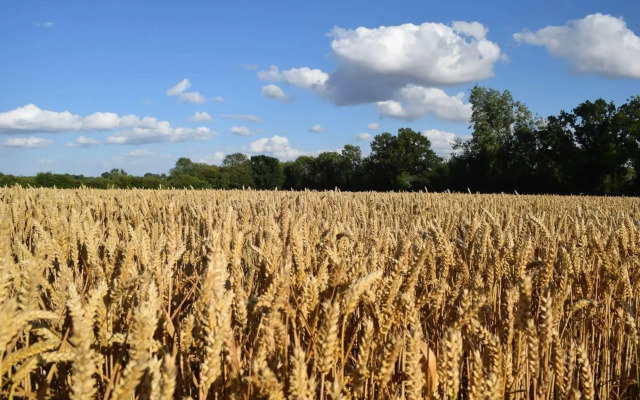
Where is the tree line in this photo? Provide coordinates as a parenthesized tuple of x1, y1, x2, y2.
(2, 85, 639, 195)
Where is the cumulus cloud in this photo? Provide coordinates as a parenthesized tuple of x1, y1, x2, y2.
(220, 114, 261, 123)
(256, 21, 501, 122)
(0, 104, 87, 134)
(3, 137, 53, 148)
(0, 104, 215, 145)
(230, 126, 253, 136)
(328, 22, 500, 93)
(212, 96, 225, 102)
(261, 84, 289, 101)
(367, 123, 381, 130)
(514, 13, 640, 78)
(166, 78, 206, 104)
(258, 65, 329, 91)
(309, 124, 325, 133)
(452, 21, 489, 40)
(190, 112, 212, 122)
(83, 112, 120, 130)
(65, 136, 99, 148)
(106, 124, 215, 145)
(422, 129, 467, 155)
(179, 92, 206, 104)
(354, 133, 372, 141)
(246, 135, 305, 160)
(376, 85, 472, 122)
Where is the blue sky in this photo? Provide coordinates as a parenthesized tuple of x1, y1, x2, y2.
(1, 0, 639, 176)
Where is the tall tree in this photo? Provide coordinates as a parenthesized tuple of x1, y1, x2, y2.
(365, 128, 441, 191)
(453, 85, 535, 192)
(250, 155, 284, 189)
(567, 99, 633, 194)
(222, 153, 254, 188)
(617, 96, 640, 194)
(339, 145, 363, 190)
(283, 156, 316, 190)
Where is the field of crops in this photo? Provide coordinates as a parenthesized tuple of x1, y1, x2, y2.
(0, 188, 638, 399)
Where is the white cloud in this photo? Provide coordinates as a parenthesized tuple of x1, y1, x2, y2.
(256, 21, 501, 118)
(200, 151, 226, 165)
(212, 96, 225, 102)
(246, 135, 305, 160)
(367, 123, 381, 130)
(354, 132, 372, 141)
(514, 13, 640, 78)
(329, 22, 500, 87)
(166, 78, 206, 104)
(261, 84, 289, 101)
(127, 149, 155, 157)
(220, 114, 261, 123)
(0, 104, 215, 145)
(452, 21, 488, 40)
(0, 104, 85, 134)
(179, 92, 206, 104)
(309, 124, 325, 133)
(190, 112, 212, 122)
(83, 112, 120, 130)
(167, 79, 191, 96)
(35, 22, 54, 28)
(65, 136, 99, 148)
(38, 158, 56, 164)
(3, 137, 53, 148)
(259, 65, 329, 91)
(376, 85, 471, 122)
(106, 124, 215, 145)
(422, 129, 467, 155)
(230, 126, 253, 136)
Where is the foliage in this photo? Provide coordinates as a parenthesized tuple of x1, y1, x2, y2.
(2, 88, 640, 195)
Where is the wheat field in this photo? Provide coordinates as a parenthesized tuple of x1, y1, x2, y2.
(0, 187, 638, 399)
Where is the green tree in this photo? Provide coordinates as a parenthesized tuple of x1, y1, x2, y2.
(223, 153, 249, 166)
(617, 96, 640, 194)
(170, 158, 196, 176)
(313, 152, 343, 190)
(222, 153, 254, 188)
(453, 85, 534, 192)
(283, 156, 316, 190)
(339, 145, 362, 190)
(365, 128, 441, 191)
(566, 99, 633, 194)
(250, 155, 284, 189)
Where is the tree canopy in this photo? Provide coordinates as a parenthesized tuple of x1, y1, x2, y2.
(3, 87, 640, 196)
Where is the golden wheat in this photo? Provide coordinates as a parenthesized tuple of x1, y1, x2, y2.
(0, 187, 638, 399)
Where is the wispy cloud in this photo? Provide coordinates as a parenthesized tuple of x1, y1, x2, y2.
(220, 114, 261, 123)
(309, 124, 325, 133)
(230, 126, 253, 136)
(166, 79, 206, 104)
(3, 137, 54, 148)
(65, 136, 99, 148)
